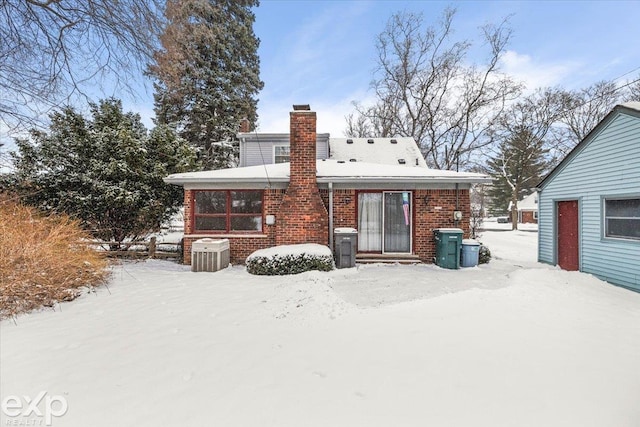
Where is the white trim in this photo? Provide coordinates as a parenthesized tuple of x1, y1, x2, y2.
(273, 144, 290, 164)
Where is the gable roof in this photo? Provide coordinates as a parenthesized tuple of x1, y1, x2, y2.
(518, 191, 539, 210)
(164, 159, 490, 186)
(538, 102, 640, 189)
(329, 137, 428, 167)
(237, 133, 428, 168)
(508, 191, 538, 211)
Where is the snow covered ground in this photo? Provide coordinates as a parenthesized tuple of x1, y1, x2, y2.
(2, 231, 640, 427)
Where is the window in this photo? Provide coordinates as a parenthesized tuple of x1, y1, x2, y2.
(194, 191, 263, 232)
(533, 210, 538, 220)
(274, 145, 290, 163)
(604, 198, 640, 240)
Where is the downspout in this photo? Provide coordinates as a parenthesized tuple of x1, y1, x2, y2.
(455, 151, 460, 226)
(328, 182, 334, 250)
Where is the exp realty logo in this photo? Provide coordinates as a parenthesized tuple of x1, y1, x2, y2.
(2, 391, 68, 426)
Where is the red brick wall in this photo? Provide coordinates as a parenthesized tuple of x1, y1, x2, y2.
(320, 189, 357, 230)
(182, 184, 471, 265)
(182, 188, 285, 264)
(413, 189, 471, 262)
(275, 108, 329, 246)
(520, 210, 538, 224)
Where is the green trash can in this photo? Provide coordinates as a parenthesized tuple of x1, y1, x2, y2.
(433, 228, 463, 269)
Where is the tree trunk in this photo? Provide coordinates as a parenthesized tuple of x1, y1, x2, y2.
(511, 190, 519, 230)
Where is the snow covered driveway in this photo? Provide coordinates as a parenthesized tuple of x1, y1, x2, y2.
(2, 231, 640, 426)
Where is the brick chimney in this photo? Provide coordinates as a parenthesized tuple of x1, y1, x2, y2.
(239, 118, 251, 133)
(275, 105, 329, 246)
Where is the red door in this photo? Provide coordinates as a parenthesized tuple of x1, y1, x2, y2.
(557, 200, 579, 271)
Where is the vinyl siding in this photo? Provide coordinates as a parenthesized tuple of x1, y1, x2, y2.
(538, 111, 640, 291)
(240, 136, 329, 167)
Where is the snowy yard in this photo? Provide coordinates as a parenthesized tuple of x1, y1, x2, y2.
(2, 230, 640, 427)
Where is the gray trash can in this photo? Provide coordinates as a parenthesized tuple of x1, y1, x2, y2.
(460, 239, 480, 267)
(334, 228, 357, 268)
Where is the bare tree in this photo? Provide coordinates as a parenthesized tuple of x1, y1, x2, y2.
(626, 74, 640, 101)
(346, 8, 522, 170)
(556, 81, 624, 153)
(0, 0, 164, 131)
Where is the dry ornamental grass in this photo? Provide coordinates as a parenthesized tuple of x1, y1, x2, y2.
(0, 197, 110, 319)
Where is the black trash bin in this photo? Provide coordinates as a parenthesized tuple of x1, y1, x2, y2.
(334, 228, 357, 268)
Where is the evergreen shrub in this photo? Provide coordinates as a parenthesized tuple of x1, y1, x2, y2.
(478, 244, 492, 264)
(246, 245, 334, 275)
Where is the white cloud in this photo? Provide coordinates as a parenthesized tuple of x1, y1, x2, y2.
(256, 89, 374, 137)
(499, 50, 581, 91)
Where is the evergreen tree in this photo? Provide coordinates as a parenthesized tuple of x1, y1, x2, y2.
(148, 0, 264, 170)
(10, 98, 197, 246)
(486, 129, 549, 218)
(485, 89, 563, 228)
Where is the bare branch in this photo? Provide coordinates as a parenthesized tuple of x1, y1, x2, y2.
(0, 0, 165, 133)
(347, 8, 522, 170)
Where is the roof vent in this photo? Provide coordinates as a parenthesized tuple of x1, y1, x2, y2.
(390, 139, 398, 144)
(367, 139, 374, 144)
(349, 158, 357, 162)
(398, 159, 406, 165)
(337, 160, 345, 164)
(346, 139, 353, 144)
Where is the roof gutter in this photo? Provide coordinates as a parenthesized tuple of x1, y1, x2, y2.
(163, 175, 492, 186)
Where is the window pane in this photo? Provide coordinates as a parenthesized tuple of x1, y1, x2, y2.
(274, 145, 290, 163)
(607, 219, 640, 239)
(195, 191, 226, 214)
(231, 216, 263, 231)
(606, 199, 640, 217)
(195, 216, 226, 231)
(231, 191, 263, 213)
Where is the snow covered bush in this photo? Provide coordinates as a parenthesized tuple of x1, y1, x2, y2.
(0, 197, 110, 319)
(8, 98, 197, 248)
(478, 244, 491, 264)
(246, 244, 334, 275)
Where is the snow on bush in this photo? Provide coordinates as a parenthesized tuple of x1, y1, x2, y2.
(479, 244, 491, 264)
(0, 197, 110, 319)
(246, 244, 334, 275)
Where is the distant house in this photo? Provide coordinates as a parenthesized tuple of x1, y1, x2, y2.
(507, 191, 538, 224)
(537, 102, 640, 292)
(165, 105, 490, 265)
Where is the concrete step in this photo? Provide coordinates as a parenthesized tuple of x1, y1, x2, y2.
(355, 254, 422, 265)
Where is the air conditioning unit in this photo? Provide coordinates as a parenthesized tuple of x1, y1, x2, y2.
(191, 238, 230, 272)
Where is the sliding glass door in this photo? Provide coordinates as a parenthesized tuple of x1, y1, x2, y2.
(384, 192, 411, 253)
(358, 192, 412, 254)
(358, 193, 382, 251)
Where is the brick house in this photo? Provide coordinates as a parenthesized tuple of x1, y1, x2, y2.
(508, 191, 538, 224)
(165, 105, 491, 265)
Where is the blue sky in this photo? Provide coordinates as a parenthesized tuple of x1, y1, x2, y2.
(81, 0, 639, 138)
(233, 0, 640, 137)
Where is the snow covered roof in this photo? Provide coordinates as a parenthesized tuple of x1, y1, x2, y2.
(329, 137, 428, 168)
(164, 159, 491, 186)
(620, 101, 640, 111)
(518, 191, 538, 210)
(508, 191, 538, 211)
